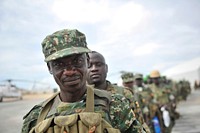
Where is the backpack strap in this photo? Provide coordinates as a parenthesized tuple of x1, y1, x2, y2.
(36, 92, 59, 124)
(85, 86, 94, 112)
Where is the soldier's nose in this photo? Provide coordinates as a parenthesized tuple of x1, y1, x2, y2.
(63, 68, 75, 76)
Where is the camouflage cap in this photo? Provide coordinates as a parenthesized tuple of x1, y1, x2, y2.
(41, 29, 91, 62)
(134, 73, 143, 80)
(121, 72, 134, 83)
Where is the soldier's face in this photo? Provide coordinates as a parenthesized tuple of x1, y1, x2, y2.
(48, 54, 88, 93)
(87, 53, 108, 85)
(123, 81, 134, 88)
(135, 79, 143, 86)
(151, 77, 160, 85)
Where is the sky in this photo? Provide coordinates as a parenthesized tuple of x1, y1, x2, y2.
(0, 0, 200, 90)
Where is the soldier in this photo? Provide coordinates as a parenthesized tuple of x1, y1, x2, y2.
(121, 72, 141, 111)
(149, 70, 174, 133)
(21, 29, 146, 133)
(86, 51, 149, 132)
(161, 76, 181, 126)
(86, 51, 109, 91)
(121, 72, 151, 133)
(134, 73, 154, 129)
(178, 80, 191, 101)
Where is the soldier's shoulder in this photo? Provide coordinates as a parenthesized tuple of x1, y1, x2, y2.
(111, 92, 126, 101)
(111, 84, 123, 90)
(106, 81, 124, 94)
(23, 100, 45, 121)
(23, 92, 59, 120)
(123, 86, 133, 93)
(110, 92, 131, 109)
(21, 101, 44, 133)
(21, 92, 59, 133)
(109, 93, 140, 131)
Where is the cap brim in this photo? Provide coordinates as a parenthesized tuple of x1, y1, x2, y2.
(134, 76, 142, 80)
(150, 76, 160, 78)
(123, 78, 134, 83)
(45, 47, 91, 62)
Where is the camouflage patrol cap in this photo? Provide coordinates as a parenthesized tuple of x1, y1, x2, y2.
(41, 29, 91, 62)
(121, 72, 134, 83)
(150, 70, 160, 78)
(134, 73, 143, 80)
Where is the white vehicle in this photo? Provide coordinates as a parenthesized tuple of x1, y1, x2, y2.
(0, 79, 51, 102)
(0, 80, 22, 102)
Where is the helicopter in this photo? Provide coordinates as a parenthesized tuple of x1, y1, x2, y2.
(0, 79, 22, 102)
(0, 79, 50, 102)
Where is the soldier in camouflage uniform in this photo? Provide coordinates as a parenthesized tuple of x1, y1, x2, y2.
(149, 70, 174, 133)
(121, 72, 151, 133)
(86, 51, 149, 132)
(21, 29, 146, 133)
(177, 80, 191, 101)
(162, 77, 181, 117)
(134, 73, 154, 130)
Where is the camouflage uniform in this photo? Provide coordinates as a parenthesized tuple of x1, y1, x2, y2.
(149, 70, 175, 133)
(134, 73, 154, 129)
(121, 72, 151, 133)
(22, 86, 144, 133)
(177, 80, 191, 101)
(21, 29, 145, 133)
(161, 78, 180, 127)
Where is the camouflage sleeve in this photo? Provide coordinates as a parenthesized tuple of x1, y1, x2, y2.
(21, 104, 42, 133)
(109, 94, 146, 133)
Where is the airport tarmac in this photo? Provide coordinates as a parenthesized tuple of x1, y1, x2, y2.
(172, 89, 200, 133)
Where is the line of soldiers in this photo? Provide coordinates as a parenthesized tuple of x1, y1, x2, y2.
(86, 51, 151, 132)
(120, 70, 192, 133)
(86, 51, 192, 133)
(22, 29, 148, 133)
(22, 29, 192, 133)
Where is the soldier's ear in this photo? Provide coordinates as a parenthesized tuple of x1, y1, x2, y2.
(47, 62, 53, 74)
(105, 64, 108, 73)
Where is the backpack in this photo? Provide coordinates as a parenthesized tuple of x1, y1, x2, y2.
(29, 87, 120, 133)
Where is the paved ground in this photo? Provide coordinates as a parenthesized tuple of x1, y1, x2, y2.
(172, 89, 200, 133)
(0, 93, 53, 133)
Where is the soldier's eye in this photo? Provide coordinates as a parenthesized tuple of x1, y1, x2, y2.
(73, 57, 84, 67)
(52, 62, 64, 68)
(96, 62, 104, 67)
